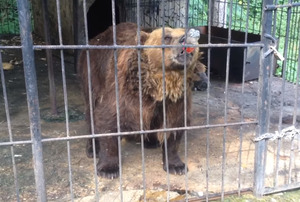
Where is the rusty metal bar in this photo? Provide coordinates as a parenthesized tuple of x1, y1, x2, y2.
(253, 0, 273, 197)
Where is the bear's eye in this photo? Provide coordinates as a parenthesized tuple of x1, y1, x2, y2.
(164, 35, 172, 44)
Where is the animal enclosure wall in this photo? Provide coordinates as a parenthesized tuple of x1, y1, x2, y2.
(31, 0, 74, 45)
(0, 0, 300, 202)
(125, 0, 187, 28)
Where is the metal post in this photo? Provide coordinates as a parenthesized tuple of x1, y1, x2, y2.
(253, 0, 273, 197)
(16, 0, 47, 201)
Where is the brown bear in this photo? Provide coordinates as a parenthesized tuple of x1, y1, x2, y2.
(78, 22, 203, 179)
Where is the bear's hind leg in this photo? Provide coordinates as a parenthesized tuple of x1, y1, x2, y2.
(97, 136, 120, 179)
(162, 132, 187, 175)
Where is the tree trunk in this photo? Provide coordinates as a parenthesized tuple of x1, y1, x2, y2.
(211, 0, 227, 27)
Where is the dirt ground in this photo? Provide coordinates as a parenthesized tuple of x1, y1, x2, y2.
(0, 36, 299, 201)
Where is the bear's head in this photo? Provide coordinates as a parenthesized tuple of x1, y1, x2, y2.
(143, 27, 200, 71)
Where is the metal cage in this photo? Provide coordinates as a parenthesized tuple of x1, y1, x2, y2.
(0, 0, 300, 201)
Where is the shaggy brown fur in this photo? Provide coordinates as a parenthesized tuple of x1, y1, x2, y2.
(78, 22, 203, 179)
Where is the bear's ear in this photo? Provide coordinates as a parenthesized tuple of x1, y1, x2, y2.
(135, 31, 150, 45)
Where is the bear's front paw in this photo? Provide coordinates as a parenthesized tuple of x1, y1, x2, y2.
(86, 139, 100, 158)
(86, 146, 100, 158)
(97, 161, 119, 179)
(163, 162, 188, 175)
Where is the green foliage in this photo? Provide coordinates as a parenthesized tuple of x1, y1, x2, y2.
(229, 0, 262, 34)
(189, 0, 209, 26)
(0, 0, 19, 34)
(189, 0, 299, 84)
(273, 0, 300, 83)
(189, 0, 263, 34)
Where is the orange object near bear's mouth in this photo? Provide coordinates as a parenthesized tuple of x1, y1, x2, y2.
(181, 42, 195, 53)
(186, 47, 195, 53)
(181, 46, 195, 54)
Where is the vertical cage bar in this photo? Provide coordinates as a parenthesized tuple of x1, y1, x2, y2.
(295, 30, 300, 152)
(275, 0, 293, 187)
(289, 6, 299, 83)
(160, 0, 171, 201)
(206, 1, 212, 201)
(180, 1, 196, 197)
(238, 0, 250, 195)
(111, 0, 124, 200)
(0, 52, 20, 202)
(287, 4, 299, 184)
(183, 1, 190, 200)
(55, 0, 74, 200)
(136, 0, 147, 201)
(287, 137, 295, 184)
(254, 0, 273, 197)
(82, 0, 100, 200)
(16, 0, 47, 201)
(270, 0, 278, 188)
(278, 0, 292, 134)
(221, 0, 233, 200)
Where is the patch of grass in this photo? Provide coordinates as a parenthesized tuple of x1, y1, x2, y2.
(220, 189, 300, 202)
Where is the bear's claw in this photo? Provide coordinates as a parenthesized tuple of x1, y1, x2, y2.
(97, 162, 119, 179)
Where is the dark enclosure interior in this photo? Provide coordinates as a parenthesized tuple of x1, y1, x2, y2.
(87, 0, 121, 39)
